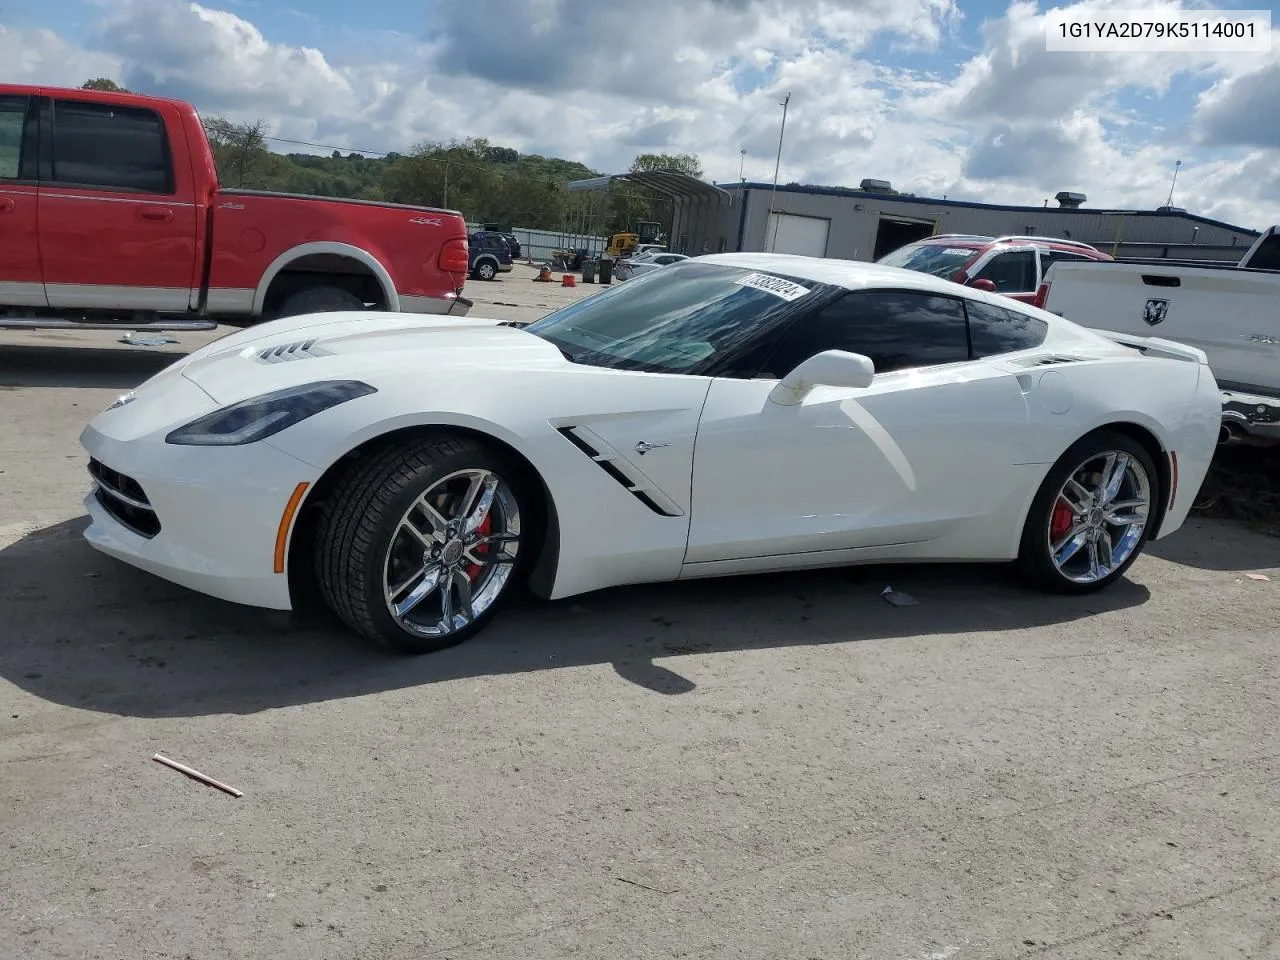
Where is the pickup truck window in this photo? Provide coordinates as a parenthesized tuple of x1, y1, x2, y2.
(965, 299, 1049, 357)
(50, 99, 174, 194)
(973, 250, 1036, 293)
(0, 96, 26, 179)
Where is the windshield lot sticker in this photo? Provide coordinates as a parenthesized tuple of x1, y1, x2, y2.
(735, 272, 811, 301)
(942, 248, 974, 255)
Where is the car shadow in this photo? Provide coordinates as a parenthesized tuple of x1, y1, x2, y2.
(1, 518, 1153, 719)
(0, 343, 188, 390)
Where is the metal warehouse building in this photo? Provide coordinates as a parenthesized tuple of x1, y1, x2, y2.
(570, 173, 1262, 263)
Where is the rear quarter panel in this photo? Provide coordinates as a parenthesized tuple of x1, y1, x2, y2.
(1043, 261, 1280, 392)
(999, 349, 1219, 539)
(206, 194, 468, 310)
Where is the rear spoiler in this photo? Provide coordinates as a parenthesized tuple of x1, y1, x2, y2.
(1091, 329, 1209, 365)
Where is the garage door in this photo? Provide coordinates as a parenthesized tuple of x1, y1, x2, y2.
(766, 213, 830, 257)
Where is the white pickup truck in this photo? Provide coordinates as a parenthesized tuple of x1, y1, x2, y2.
(1040, 226, 1280, 446)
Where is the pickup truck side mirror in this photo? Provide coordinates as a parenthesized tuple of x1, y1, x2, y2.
(968, 278, 998, 293)
(769, 350, 876, 405)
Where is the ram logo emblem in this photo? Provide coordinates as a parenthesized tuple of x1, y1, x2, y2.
(1142, 298, 1169, 326)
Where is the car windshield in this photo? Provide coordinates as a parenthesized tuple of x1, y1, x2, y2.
(877, 242, 979, 279)
(525, 261, 829, 374)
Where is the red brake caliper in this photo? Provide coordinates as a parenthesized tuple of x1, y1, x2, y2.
(465, 513, 491, 581)
(1050, 497, 1074, 541)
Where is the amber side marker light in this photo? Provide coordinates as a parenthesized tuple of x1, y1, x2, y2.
(274, 482, 310, 574)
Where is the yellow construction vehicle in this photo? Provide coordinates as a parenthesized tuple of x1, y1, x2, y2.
(605, 221, 664, 259)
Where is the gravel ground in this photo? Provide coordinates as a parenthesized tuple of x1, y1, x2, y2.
(2, 269, 1278, 960)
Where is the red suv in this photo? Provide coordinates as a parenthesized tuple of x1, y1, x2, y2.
(876, 234, 1112, 308)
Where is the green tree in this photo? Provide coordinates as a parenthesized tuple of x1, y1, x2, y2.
(81, 78, 130, 93)
(628, 152, 704, 178)
(202, 115, 272, 188)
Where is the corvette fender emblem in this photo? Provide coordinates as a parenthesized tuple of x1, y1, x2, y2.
(634, 440, 672, 455)
(1143, 298, 1169, 326)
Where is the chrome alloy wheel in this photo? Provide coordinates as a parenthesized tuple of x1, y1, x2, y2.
(1048, 450, 1151, 584)
(382, 468, 522, 637)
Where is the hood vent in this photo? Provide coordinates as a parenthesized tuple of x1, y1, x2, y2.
(256, 339, 332, 363)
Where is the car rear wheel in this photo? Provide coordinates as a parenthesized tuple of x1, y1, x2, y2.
(473, 259, 497, 281)
(277, 285, 366, 318)
(314, 434, 532, 653)
(1016, 430, 1158, 594)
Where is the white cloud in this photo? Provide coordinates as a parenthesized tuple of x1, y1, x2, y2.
(2, 0, 1278, 230)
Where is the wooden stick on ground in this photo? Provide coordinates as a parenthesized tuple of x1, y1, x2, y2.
(152, 753, 244, 798)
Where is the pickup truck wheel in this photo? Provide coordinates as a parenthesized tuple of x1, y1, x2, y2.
(472, 259, 498, 281)
(1016, 430, 1158, 594)
(277, 285, 366, 318)
(313, 434, 535, 654)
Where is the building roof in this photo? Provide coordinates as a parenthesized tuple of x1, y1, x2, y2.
(720, 180, 1260, 237)
(568, 171, 733, 204)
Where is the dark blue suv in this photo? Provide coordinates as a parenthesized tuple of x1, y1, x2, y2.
(468, 231, 513, 281)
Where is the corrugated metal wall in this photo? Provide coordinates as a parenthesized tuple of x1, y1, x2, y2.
(713, 187, 1259, 262)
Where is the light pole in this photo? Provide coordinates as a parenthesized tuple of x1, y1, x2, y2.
(766, 92, 790, 252)
(739, 147, 745, 183)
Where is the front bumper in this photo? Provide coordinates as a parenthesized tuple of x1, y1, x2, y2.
(1222, 388, 1280, 441)
(80, 424, 319, 610)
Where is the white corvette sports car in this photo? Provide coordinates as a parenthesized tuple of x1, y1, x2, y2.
(81, 253, 1221, 653)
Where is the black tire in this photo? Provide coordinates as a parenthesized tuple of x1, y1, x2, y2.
(277, 285, 365, 318)
(1016, 429, 1160, 594)
(314, 433, 538, 654)
(471, 258, 498, 281)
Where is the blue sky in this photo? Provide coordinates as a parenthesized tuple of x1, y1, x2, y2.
(3, 0, 1279, 228)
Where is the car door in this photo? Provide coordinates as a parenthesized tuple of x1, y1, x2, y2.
(969, 246, 1039, 302)
(0, 93, 45, 307)
(38, 96, 198, 312)
(685, 289, 1035, 565)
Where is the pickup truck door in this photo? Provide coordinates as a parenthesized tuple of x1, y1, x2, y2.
(37, 96, 198, 313)
(0, 93, 46, 307)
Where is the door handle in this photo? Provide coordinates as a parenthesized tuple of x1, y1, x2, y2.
(138, 206, 174, 223)
(0, 198, 15, 213)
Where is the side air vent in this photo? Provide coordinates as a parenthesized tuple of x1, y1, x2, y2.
(256, 339, 332, 363)
(555, 425, 684, 517)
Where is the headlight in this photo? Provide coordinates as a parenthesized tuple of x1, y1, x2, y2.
(165, 380, 376, 446)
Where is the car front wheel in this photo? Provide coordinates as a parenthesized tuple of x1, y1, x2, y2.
(314, 434, 532, 653)
(1016, 430, 1159, 593)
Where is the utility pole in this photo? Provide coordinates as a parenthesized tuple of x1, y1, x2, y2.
(767, 92, 790, 252)
(739, 148, 746, 183)
(442, 160, 449, 208)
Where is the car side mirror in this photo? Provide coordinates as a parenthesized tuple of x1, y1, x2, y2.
(769, 350, 875, 405)
(969, 278, 998, 293)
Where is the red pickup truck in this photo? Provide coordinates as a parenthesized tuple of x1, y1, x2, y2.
(0, 84, 472, 332)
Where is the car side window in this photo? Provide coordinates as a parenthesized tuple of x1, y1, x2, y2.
(50, 99, 174, 194)
(965, 299, 1049, 357)
(973, 251, 1036, 293)
(756, 290, 970, 379)
(0, 95, 28, 180)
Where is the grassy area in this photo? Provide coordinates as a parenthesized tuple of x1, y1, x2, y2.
(1189, 444, 1280, 537)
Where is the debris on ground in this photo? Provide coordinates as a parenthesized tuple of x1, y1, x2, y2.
(881, 585, 919, 607)
(120, 334, 179, 346)
(1246, 573, 1271, 582)
(152, 753, 243, 798)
